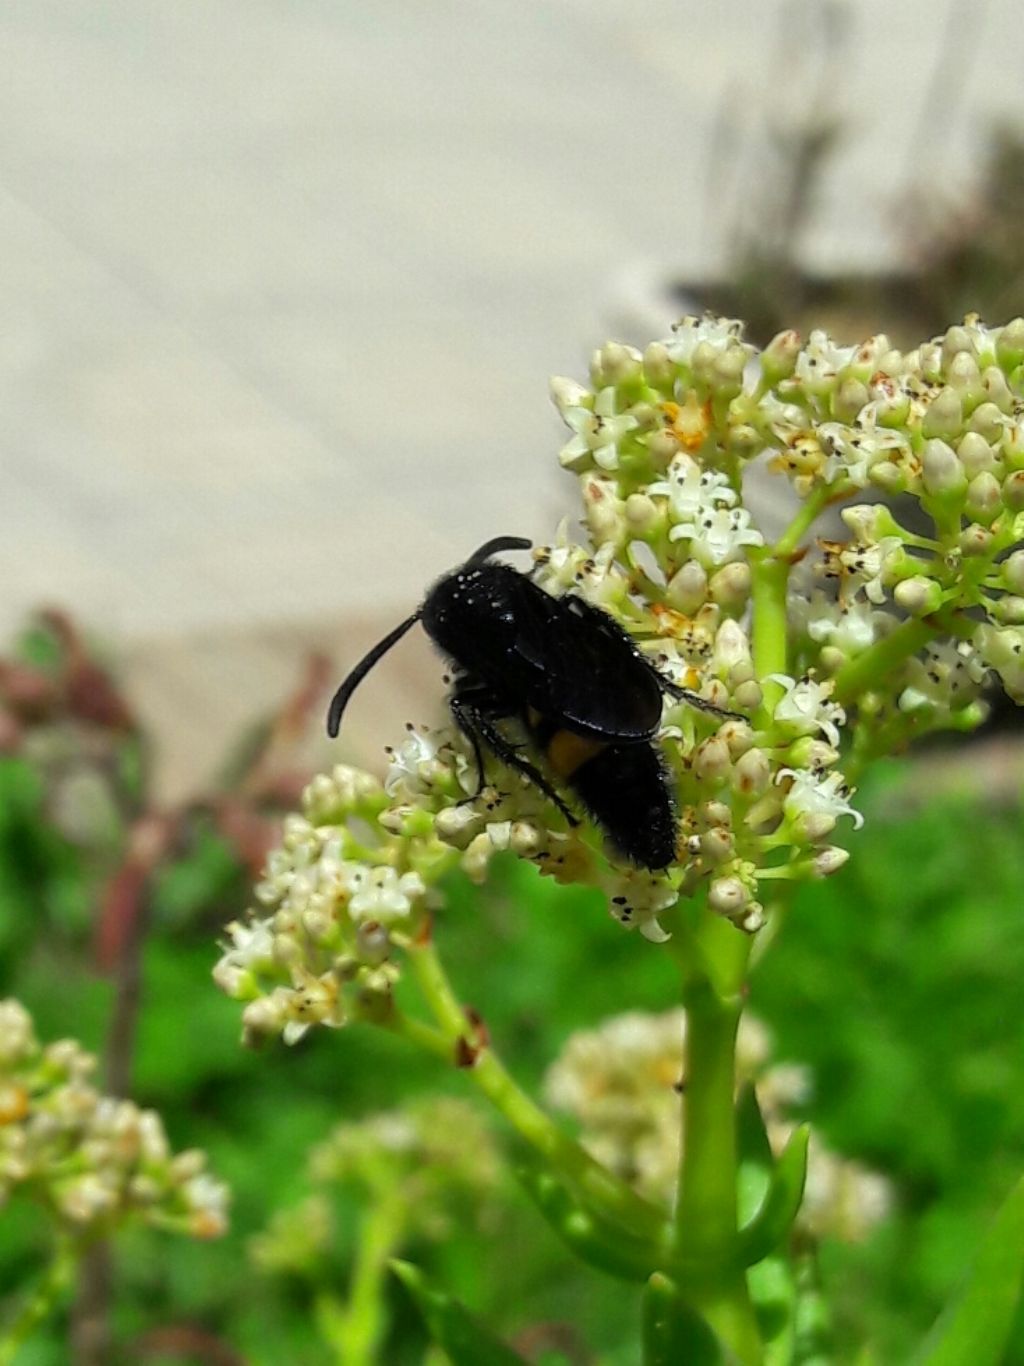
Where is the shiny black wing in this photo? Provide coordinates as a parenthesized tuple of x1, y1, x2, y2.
(504, 581, 663, 740)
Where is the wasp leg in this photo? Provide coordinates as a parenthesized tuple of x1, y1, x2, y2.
(449, 689, 578, 826)
(658, 678, 744, 721)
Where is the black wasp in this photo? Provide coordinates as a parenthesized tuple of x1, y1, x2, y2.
(327, 536, 722, 870)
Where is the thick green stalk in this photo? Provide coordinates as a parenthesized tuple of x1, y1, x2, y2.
(750, 485, 832, 693)
(405, 935, 665, 1239)
(671, 915, 762, 1363)
(0, 1237, 78, 1365)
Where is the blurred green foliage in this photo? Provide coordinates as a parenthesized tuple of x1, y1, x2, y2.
(1, 720, 1024, 1363)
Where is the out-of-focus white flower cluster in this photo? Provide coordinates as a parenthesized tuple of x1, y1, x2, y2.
(0, 999, 227, 1239)
(544, 1008, 890, 1244)
(250, 1097, 500, 1275)
(215, 314, 1024, 1043)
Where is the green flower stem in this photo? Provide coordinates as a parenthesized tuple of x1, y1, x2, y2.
(670, 912, 762, 1364)
(830, 615, 939, 707)
(405, 934, 666, 1239)
(772, 486, 834, 561)
(0, 1235, 79, 1365)
(319, 1189, 407, 1366)
(750, 486, 834, 705)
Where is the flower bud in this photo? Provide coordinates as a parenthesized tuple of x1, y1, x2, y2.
(436, 805, 479, 839)
(583, 476, 626, 545)
(708, 875, 749, 916)
(965, 471, 1003, 523)
(922, 388, 964, 441)
(870, 375, 910, 426)
(739, 902, 766, 933)
(1004, 418, 1024, 471)
(711, 344, 748, 398)
(356, 921, 390, 964)
(794, 810, 837, 842)
(990, 595, 1024, 625)
(957, 431, 999, 477)
(693, 736, 731, 783)
(762, 329, 802, 382)
(709, 561, 752, 608)
(726, 422, 762, 457)
(894, 576, 943, 616)
(733, 747, 771, 798)
(921, 439, 967, 498)
(701, 827, 735, 863)
(713, 618, 752, 673)
(625, 493, 659, 533)
(648, 428, 680, 464)
(1002, 551, 1024, 594)
(941, 325, 975, 366)
(700, 799, 732, 829)
(732, 680, 763, 711)
(841, 503, 903, 542)
(832, 377, 868, 422)
(717, 718, 754, 757)
(867, 461, 906, 494)
(980, 369, 1013, 414)
(946, 350, 983, 410)
(593, 342, 642, 386)
(550, 376, 589, 414)
(996, 318, 1024, 371)
(959, 524, 993, 557)
(666, 559, 708, 613)
(813, 846, 850, 878)
(643, 341, 675, 389)
(1002, 471, 1024, 511)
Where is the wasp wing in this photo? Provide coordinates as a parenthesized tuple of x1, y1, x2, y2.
(505, 582, 663, 740)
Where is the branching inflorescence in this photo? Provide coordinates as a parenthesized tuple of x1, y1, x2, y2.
(215, 313, 1024, 1046)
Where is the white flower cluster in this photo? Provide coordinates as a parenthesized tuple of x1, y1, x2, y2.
(250, 1098, 500, 1275)
(215, 313, 1024, 1044)
(544, 1008, 890, 1244)
(0, 1000, 227, 1239)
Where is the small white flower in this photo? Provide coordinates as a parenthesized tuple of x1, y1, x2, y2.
(818, 418, 912, 488)
(768, 675, 846, 747)
(900, 640, 988, 713)
(794, 330, 857, 389)
(343, 865, 425, 925)
(776, 767, 863, 831)
(557, 386, 638, 471)
(649, 453, 737, 521)
(664, 314, 748, 368)
(796, 592, 887, 657)
(669, 504, 764, 567)
(385, 727, 466, 799)
(212, 920, 276, 995)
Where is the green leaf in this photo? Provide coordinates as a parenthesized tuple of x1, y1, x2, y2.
(736, 1083, 775, 1230)
(911, 1175, 1024, 1366)
(514, 1157, 664, 1283)
(642, 1273, 733, 1365)
(390, 1260, 527, 1365)
(736, 1083, 774, 1168)
(737, 1126, 809, 1267)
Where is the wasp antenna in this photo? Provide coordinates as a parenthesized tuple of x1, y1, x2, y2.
(326, 611, 422, 738)
(466, 535, 532, 563)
